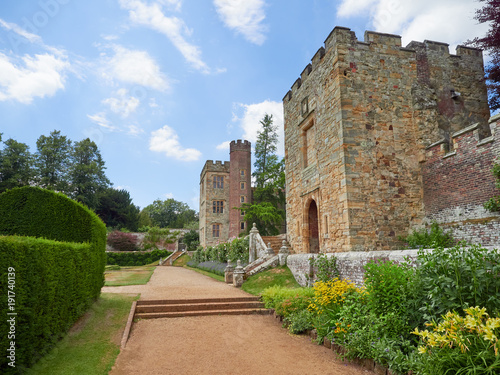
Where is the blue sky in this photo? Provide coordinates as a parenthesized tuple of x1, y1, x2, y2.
(0, 0, 491, 210)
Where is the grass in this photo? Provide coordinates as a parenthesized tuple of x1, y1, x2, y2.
(173, 253, 191, 267)
(27, 293, 137, 375)
(242, 265, 301, 295)
(185, 265, 225, 282)
(104, 264, 156, 286)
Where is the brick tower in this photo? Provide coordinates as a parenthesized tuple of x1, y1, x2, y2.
(229, 140, 252, 238)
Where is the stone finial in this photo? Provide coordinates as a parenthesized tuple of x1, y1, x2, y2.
(278, 240, 290, 266)
(233, 259, 245, 287)
(266, 242, 275, 256)
(224, 259, 235, 284)
(250, 223, 259, 234)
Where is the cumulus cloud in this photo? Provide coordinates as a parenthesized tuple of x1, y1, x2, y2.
(214, 0, 268, 45)
(233, 100, 284, 156)
(119, 0, 209, 73)
(0, 52, 69, 104)
(102, 88, 140, 118)
(149, 125, 202, 161)
(103, 45, 169, 90)
(336, 0, 489, 48)
(216, 140, 231, 151)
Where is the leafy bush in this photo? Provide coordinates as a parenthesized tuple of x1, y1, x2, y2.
(191, 237, 249, 264)
(417, 243, 500, 321)
(0, 187, 106, 373)
(182, 229, 199, 251)
(142, 227, 178, 251)
(401, 222, 455, 249)
(284, 309, 315, 334)
(275, 294, 312, 318)
(414, 307, 500, 374)
(106, 249, 171, 266)
(261, 286, 314, 310)
(107, 230, 138, 251)
(308, 253, 339, 282)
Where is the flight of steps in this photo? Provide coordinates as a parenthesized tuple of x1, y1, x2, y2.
(261, 236, 291, 255)
(134, 296, 271, 319)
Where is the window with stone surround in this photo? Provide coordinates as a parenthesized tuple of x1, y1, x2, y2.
(240, 169, 246, 177)
(324, 215, 329, 234)
(212, 224, 220, 238)
(240, 221, 245, 230)
(240, 195, 245, 203)
(213, 175, 224, 189)
(240, 182, 245, 190)
(213, 200, 224, 213)
(301, 118, 315, 168)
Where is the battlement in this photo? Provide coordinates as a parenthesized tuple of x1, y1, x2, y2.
(283, 26, 485, 103)
(200, 159, 230, 180)
(230, 139, 251, 152)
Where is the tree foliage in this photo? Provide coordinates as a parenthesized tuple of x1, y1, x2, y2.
(143, 198, 198, 228)
(468, 0, 500, 111)
(35, 130, 72, 192)
(95, 188, 140, 231)
(238, 113, 286, 235)
(0, 138, 34, 193)
(484, 162, 500, 211)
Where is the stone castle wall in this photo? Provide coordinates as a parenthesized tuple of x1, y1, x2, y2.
(229, 140, 252, 238)
(283, 26, 492, 253)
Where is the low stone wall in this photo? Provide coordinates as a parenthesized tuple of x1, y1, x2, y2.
(287, 250, 418, 287)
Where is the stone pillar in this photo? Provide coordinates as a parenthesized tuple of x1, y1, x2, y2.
(233, 260, 245, 287)
(224, 259, 234, 284)
(278, 240, 290, 266)
(248, 223, 259, 263)
(266, 242, 275, 256)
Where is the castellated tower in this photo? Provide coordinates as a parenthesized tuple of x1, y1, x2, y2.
(229, 140, 252, 238)
(199, 140, 251, 248)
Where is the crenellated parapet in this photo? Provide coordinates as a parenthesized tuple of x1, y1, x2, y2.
(200, 160, 230, 181)
(230, 139, 251, 153)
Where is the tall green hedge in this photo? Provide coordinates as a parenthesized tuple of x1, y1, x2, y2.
(0, 187, 106, 373)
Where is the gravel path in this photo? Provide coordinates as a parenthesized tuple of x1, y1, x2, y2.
(107, 267, 369, 375)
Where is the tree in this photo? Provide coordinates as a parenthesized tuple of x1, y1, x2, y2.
(95, 188, 140, 231)
(238, 113, 286, 235)
(69, 138, 111, 209)
(143, 198, 198, 228)
(182, 229, 200, 251)
(35, 130, 72, 193)
(468, 0, 500, 111)
(0, 138, 34, 193)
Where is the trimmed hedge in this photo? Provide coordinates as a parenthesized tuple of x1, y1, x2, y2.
(0, 187, 106, 373)
(106, 249, 172, 266)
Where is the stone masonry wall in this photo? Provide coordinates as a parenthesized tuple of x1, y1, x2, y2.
(421, 115, 500, 246)
(199, 160, 230, 247)
(283, 26, 490, 254)
(229, 140, 252, 238)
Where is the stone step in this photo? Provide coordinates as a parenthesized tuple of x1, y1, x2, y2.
(135, 308, 272, 319)
(136, 296, 261, 305)
(135, 301, 265, 314)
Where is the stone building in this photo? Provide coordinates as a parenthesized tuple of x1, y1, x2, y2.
(283, 26, 498, 254)
(199, 140, 252, 247)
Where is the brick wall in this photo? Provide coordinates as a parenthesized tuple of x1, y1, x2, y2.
(422, 115, 500, 246)
(229, 140, 252, 238)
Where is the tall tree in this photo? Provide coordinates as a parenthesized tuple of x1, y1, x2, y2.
(468, 0, 500, 111)
(69, 138, 111, 209)
(238, 113, 286, 235)
(143, 198, 198, 228)
(0, 138, 34, 193)
(95, 188, 140, 231)
(35, 130, 72, 193)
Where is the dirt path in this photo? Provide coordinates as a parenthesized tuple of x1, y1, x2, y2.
(107, 267, 370, 375)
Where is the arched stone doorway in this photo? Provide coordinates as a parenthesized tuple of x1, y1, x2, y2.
(308, 200, 319, 253)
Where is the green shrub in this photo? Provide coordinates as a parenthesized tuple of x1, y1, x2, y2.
(107, 230, 138, 251)
(261, 285, 314, 310)
(284, 309, 314, 334)
(401, 222, 454, 249)
(106, 249, 171, 266)
(191, 237, 249, 264)
(308, 253, 339, 282)
(0, 187, 106, 373)
(417, 243, 500, 321)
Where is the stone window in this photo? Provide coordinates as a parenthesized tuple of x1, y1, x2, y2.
(241, 210, 245, 216)
(301, 97, 309, 117)
(240, 182, 245, 190)
(240, 195, 245, 203)
(324, 215, 329, 234)
(240, 222, 245, 230)
(213, 200, 224, 213)
(212, 224, 220, 238)
(301, 118, 315, 168)
(213, 176, 224, 189)
(240, 169, 246, 177)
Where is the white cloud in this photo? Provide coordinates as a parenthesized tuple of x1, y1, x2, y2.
(0, 18, 43, 44)
(102, 88, 140, 118)
(149, 98, 159, 108)
(127, 124, 144, 136)
(164, 192, 174, 199)
(103, 45, 169, 91)
(233, 100, 284, 156)
(149, 125, 202, 161)
(87, 112, 118, 131)
(119, 0, 209, 73)
(0, 52, 69, 104)
(336, 0, 489, 49)
(216, 140, 231, 150)
(214, 0, 268, 45)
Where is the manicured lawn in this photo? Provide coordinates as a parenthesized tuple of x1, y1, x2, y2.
(242, 265, 300, 295)
(185, 265, 225, 282)
(173, 253, 191, 267)
(27, 293, 137, 375)
(104, 265, 156, 286)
